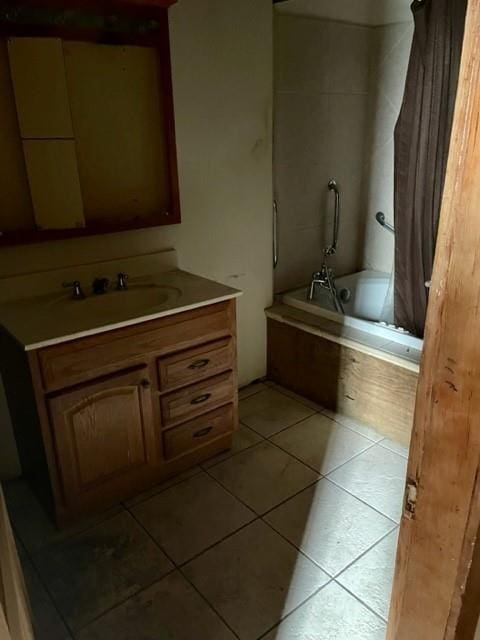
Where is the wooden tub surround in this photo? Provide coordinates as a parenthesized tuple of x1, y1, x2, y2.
(1, 300, 239, 526)
(266, 304, 418, 445)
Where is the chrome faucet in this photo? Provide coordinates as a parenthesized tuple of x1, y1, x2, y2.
(307, 179, 344, 314)
(62, 280, 85, 300)
(308, 261, 344, 314)
(116, 272, 129, 290)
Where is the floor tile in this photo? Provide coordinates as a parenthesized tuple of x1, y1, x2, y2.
(262, 581, 386, 640)
(270, 384, 325, 411)
(322, 409, 385, 442)
(3, 479, 122, 554)
(265, 479, 395, 576)
(379, 438, 410, 459)
(338, 528, 399, 620)
(131, 472, 255, 564)
(201, 424, 264, 469)
(123, 466, 202, 508)
(239, 381, 268, 400)
(239, 388, 316, 437)
(272, 413, 373, 475)
(184, 519, 329, 640)
(18, 544, 72, 640)
(328, 445, 408, 522)
(32, 511, 173, 630)
(76, 570, 235, 640)
(208, 441, 318, 514)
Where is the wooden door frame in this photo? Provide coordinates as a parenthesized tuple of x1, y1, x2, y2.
(387, 0, 480, 637)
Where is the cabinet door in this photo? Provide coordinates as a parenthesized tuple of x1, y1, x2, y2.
(48, 367, 158, 514)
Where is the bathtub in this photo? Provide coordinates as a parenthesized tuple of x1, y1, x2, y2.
(282, 270, 423, 352)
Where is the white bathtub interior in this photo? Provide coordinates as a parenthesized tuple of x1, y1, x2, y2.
(282, 270, 424, 357)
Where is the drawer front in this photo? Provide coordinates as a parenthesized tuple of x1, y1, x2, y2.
(160, 371, 234, 428)
(39, 301, 234, 392)
(158, 338, 234, 392)
(163, 404, 234, 460)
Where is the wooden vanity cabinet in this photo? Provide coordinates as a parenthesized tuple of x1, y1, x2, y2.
(1, 300, 238, 525)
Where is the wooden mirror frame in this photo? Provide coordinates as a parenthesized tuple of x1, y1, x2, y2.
(0, 0, 180, 247)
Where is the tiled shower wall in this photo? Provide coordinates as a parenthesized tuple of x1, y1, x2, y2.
(273, 14, 413, 293)
(362, 21, 414, 272)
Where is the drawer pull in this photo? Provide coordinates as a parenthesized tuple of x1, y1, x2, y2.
(188, 358, 210, 370)
(193, 426, 213, 438)
(140, 379, 151, 389)
(190, 393, 212, 405)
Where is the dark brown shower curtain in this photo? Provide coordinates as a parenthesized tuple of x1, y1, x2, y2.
(394, 0, 467, 338)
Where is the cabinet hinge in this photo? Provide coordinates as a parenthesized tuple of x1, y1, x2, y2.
(404, 479, 418, 519)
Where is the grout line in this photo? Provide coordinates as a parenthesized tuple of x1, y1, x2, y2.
(268, 431, 377, 479)
(16, 537, 75, 639)
(335, 525, 398, 586)
(319, 409, 386, 444)
(246, 410, 320, 441)
(13, 503, 127, 557)
(177, 566, 242, 639)
(200, 439, 262, 470)
(255, 580, 334, 640)
(122, 467, 203, 508)
(269, 383, 326, 412)
(177, 516, 259, 569)
(319, 440, 378, 476)
(333, 579, 391, 625)
(259, 476, 323, 520)
(324, 475, 401, 525)
(199, 424, 266, 471)
(238, 381, 269, 400)
(377, 440, 409, 459)
(265, 438, 325, 477)
(58, 509, 181, 635)
(260, 510, 334, 578)
(71, 567, 178, 636)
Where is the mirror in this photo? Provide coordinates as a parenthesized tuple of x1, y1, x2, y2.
(0, 6, 180, 246)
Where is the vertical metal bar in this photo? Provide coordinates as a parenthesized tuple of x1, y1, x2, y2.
(273, 200, 279, 269)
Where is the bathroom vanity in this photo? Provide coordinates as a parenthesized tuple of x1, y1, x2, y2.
(0, 256, 241, 525)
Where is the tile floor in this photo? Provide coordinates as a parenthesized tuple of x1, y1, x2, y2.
(4, 381, 409, 640)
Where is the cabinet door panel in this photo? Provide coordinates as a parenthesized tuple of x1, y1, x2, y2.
(49, 367, 158, 510)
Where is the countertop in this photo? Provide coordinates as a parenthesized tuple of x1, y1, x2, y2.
(0, 269, 241, 351)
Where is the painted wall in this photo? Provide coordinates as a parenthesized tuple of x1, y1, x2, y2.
(361, 21, 414, 273)
(274, 14, 371, 292)
(0, 0, 273, 478)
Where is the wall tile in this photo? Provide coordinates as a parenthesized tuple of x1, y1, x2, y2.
(362, 22, 412, 272)
(328, 23, 373, 94)
(273, 14, 412, 292)
(275, 15, 330, 94)
(274, 92, 329, 166)
(274, 162, 329, 231)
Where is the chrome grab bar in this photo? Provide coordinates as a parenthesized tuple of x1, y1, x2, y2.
(325, 179, 340, 256)
(273, 200, 279, 269)
(376, 211, 395, 234)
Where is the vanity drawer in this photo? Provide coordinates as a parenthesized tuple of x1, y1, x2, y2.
(163, 404, 234, 460)
(38, 301, 234, 392)
(157, 338, 234, 391)
(160, 371, 234, 428)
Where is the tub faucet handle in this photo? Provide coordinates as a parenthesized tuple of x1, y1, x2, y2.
(62, 280, 85, 300)
(116, 272, 129, 290)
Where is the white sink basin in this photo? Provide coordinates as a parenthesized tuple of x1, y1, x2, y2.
(50, 283, 182, 319)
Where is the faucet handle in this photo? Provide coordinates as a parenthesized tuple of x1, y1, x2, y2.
(116, 272, 129, 290)
(62, 280, 85, 300)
